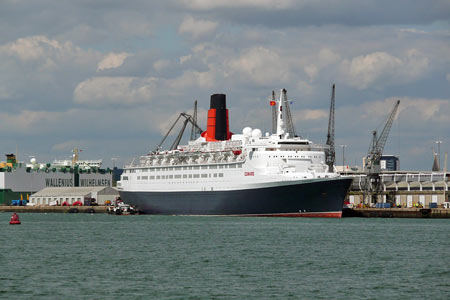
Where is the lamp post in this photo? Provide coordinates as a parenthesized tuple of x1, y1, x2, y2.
(340, 144, 347, 173)
(436, 141, 442, 171)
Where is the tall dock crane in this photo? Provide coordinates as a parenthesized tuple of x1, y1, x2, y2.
(364, 100, 400, 203)
(325, 84, 336, 172)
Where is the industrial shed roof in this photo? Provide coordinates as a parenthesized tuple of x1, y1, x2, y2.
(31, 186, 118, 197)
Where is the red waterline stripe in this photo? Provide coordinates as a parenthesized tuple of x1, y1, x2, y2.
(239, 212, 342, 218)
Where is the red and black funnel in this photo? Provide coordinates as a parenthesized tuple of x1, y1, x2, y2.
(201, 94, 232, 142)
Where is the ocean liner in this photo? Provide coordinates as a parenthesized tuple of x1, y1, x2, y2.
(118, 90, 352, 217)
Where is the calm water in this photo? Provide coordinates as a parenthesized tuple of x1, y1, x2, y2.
(1, 213, 449, 299)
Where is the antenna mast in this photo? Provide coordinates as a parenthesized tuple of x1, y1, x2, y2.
(283, 89, 297, 137)
(271, 91, 277, 134)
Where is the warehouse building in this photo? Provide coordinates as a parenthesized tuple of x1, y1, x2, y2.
(29, 187, 119, 206)
(346, 171, 449, 207)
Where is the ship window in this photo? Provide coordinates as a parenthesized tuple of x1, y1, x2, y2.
(156, 175, 160, 179)
(150, 168, 154, 172)
(201, 166, 207, 169)
(122, 176, 128, 180)
(193, 166, 200, 170)
(150, 176, 155, 180)
(182, 174, 187, 178)
(144, 169, 149, 172)
(175, 175, 181, 179)
(229, 165, 236, 168)
(142, 176, 148, 180)
(175, 167, 181, 170)
(201, 174, 207, 178)
(194, 174, 200, 178)
(210, 165, 217, 169)
(218, 165, 223, 169)
(183, 167, 188, 170)
(214, 173, 217, 177)
(219, 173, 224, 177)
(189, 174, 192, 178)
(238, 164, 242, 168)
(169, 175, 173, 179)
(137, 176, 141, 180)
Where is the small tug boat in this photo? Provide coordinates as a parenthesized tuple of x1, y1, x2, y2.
(107, 200, 136, 215)
(9, 212, 21, 225)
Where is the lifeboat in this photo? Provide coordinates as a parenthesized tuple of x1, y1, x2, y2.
(9, 212, 21, 225)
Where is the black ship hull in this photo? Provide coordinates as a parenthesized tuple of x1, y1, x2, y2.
(119, 177, 353, 218)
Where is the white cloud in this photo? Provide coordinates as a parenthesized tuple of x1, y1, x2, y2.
(166, 70, 215, 90)
(340, 97, 449, 127)
(0, 35, 100, 103)
(339, 50, 429, 89)
(317, 48, 340, 67)
(74, 77, 157, 105)
(178, 16, 218, 38)
(97, 52, 132, 71)
(228, 46, 290, 85)
(180, 0, 295, 10)
(340, 52, 402, 89)
(297, 109, 328, 120)
(153, 59, 171, 71)
(179, 54, 192, 64)
(1, 36, 63, 61)
(304, 64, 318, 81)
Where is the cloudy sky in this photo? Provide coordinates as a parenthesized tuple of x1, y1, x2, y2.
(1, 0, 449, 170)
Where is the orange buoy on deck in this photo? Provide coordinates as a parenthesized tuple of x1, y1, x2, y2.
(9, 212, 21, 225)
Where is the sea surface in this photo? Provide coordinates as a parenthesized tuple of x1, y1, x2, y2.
(1, 213, 449, 299)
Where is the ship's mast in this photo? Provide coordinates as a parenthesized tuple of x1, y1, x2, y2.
(276, 89, 286, 137)
(271, 91, 277, 134)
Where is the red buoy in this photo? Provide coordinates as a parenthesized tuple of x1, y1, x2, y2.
(9, 212, 21, 225)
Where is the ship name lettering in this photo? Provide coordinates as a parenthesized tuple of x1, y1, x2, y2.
(80, 178, 111, 187)
(45, 178, 73, 187)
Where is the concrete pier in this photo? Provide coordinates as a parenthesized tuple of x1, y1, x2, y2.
(343, 207, 450, 218)
(0, 205, 108, 213)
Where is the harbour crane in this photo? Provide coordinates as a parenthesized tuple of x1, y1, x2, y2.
(325, 84, 336, 172)
(363, 100, 400, 203)
(190, 100, 199, 141)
